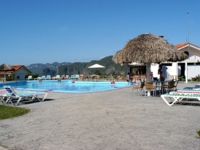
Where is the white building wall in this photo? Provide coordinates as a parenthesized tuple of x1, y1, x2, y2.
(179, 47, 200, 60)
(151, 63, 178, 80)
(15, 68, 28, 80)
(188, 65, 200, 79)
(150, 63, 159, 79)
(179, 46, 200, 79)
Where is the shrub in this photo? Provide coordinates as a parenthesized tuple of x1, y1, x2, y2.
(191, 75, 200, 81)
(178, 76, 185, 81)
(197, 130, 200, 137)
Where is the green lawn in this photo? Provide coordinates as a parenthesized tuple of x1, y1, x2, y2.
(0, 105, 30, 120)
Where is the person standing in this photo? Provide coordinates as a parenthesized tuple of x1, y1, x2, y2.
(126, 72, 130, 84)
(158, 64, 167, 93)
(161, 65, 167, 81)
(158, 64, 163, 81)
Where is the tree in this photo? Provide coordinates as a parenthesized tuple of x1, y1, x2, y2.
(94, 70, 101, 75)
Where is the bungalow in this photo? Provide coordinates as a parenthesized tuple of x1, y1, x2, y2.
(0, 65, 32, 81)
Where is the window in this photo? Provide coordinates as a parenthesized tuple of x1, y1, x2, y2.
(184, 51, 189, 56)
(17, 76, 20, 80)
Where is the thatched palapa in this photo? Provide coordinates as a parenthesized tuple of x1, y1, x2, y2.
(113, 33, 188, 64)
(0, 63, 14, 82)
(0, 64, 13, 71)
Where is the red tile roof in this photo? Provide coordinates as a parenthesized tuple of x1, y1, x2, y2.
(0, 65, 28, 75)
(11, 65, 23, 71)
(175, 42, 189, 49)
(175, 42, 200, 50)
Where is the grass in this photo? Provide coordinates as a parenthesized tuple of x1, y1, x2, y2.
(0, 105, 30, 120)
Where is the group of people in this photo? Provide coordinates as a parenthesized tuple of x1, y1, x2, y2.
(126, 72, 139, 85)
(126, 63, 167, 84)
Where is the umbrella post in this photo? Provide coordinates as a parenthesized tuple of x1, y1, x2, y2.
(4, 71, 6, 82)
(185, 62, 188, 83)
(146, 63, 152, 96)
(146, 63, 151, 82)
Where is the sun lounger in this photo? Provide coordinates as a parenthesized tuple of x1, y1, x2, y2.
(161, 92, 200, 106)
(70, 75, 75, 79)
(41, 75, 46, 80)
(75, 74, 79, 80)
(3, 86, 48, 106)
(46, 75, 51, 80)
(0, 90, 8, 104)
(27, 75, 33, 80)
(55, 75, 60, 80)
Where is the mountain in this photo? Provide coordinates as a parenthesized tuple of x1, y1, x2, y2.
(26, 56, 128, 76)
(27, 62, 71, 76)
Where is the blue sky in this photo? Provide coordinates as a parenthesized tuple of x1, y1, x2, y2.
(1, 0, 200, 66)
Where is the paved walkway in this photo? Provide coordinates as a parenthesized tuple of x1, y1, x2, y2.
(0, 82, 200, 150)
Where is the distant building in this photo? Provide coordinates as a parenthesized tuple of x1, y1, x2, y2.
(0, 65, 32, 81)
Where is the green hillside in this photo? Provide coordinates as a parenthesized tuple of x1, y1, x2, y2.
(28, 56, 129, 77)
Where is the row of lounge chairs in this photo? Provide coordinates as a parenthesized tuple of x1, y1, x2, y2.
(27, 74, 82, 80)
(26, 75, 131, 81)
(0, 86, 48, 106)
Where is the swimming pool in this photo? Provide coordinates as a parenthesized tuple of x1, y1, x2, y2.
(0, 80, 130, 93)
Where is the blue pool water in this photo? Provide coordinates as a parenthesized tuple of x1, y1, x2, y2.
(0, 80, 130, 93)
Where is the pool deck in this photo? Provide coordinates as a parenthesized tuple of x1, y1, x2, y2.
(0, 81, 200, 150)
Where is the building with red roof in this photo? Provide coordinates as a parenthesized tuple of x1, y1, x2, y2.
(134, 42, 200, 82)
(0, 65, 31, 81)
(174, 42, 200, 81)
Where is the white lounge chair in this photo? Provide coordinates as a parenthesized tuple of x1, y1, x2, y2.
(46, 75, 51, 80)
(3, 86, 48, 106)
(41, 75, 46, 80)
(55, 75, 60, 80)
(161, 91, 200, 106)
(27, 75, 33, 80)
(75, 74, 80, 80)
(70, 75, 75, 79)
(0, 90, 8, 104)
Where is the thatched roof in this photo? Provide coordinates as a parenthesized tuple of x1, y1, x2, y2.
(0, 64, 13, 71)
(113, 33, 188, 64)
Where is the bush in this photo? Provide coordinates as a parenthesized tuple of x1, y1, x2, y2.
(178, 76, 185, 81)
(25, 74, 38, 79)
(191, 75, 200, 81)
(196, 130, 200, 137)
(94, 70, 101, 75)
